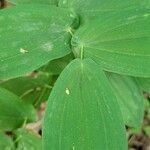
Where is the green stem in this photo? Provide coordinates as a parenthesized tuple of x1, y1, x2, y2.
(81, 45, 84, 60)
(20, 89, 34, 99)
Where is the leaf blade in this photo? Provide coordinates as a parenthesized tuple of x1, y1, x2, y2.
(72, 8, 150, 77)
(0, 5, 76, 79)
(107, 73, 144, 127)
(0, 87, 36, 131)
(59, 0, 149, 23)
(0, 132, 15, 149)
(15, 128, 42, 150)
(0, 73, 52, 106)
(43, 58, 127, 150)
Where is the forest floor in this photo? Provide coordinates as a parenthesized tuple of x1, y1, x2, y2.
(128, 96, 150, 150)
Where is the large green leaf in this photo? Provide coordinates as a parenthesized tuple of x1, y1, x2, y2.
(43, 59, 127, 150)
(8, 0, 58, 5)
(15, 128, 42, 150)
(72, 8, 150, 77)
(0, 132, 15, 150)
(0, 4, 77, 79)
(107, 73, 144, 127)
(0, 87, 36, 131)
(59, 0, 149, 22)
(0, 73, 52, 106)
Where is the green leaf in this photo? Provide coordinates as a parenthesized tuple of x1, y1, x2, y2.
(8, 0, 58, 5)
(59, 0, 149, 23)
(137, 78, 150, 92)
(43, 58, 127, 150)
(0, 4, 77, 79)
(0, 132, 15, 150)
(15, 128, 42, 150)
(72, 8, 150, 77)
(0, 87, 36, 131)
(107, 73, 144, 127)
(0, 73, 52, 106)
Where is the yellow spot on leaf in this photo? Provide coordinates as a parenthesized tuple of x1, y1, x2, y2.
(20, 48, 28, 54)
(65, 88, 70, 95)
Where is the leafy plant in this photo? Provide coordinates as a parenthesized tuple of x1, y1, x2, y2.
(0, 0, 150, 149)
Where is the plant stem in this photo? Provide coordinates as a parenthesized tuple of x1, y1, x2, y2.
(81, 45, 84, 60)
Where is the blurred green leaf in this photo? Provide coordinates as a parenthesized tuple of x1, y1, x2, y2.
(43, 58, 127, 150)
(15, 128, 42, 150)
(144, 126, 150, 137)
(0, 87, 36, 131)
(0, 73, 52, 106)
(39, 53, 74, 75)
(0, 132, 15, 150)
(107, 73, 144, 127)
